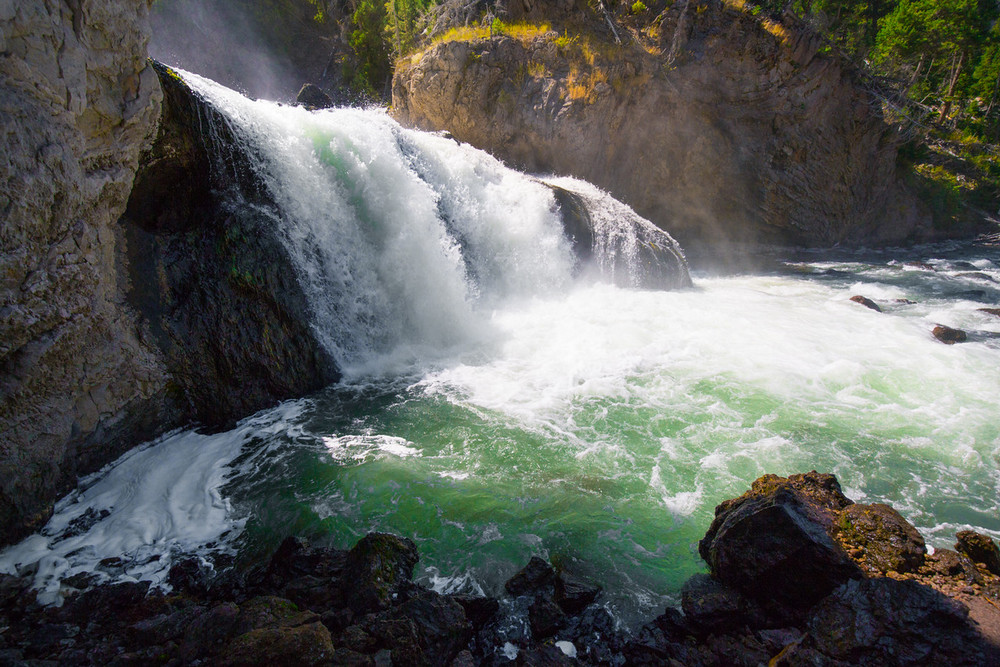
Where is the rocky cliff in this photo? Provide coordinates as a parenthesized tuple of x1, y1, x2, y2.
(0, 0, 164, 543)
(393, 0, 933, 262)
(0, 3, 338, 545)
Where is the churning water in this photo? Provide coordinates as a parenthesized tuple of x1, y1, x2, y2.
(2, 73, 999, 626)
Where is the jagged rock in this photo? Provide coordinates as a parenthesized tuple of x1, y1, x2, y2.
(296, 83, 334, 109)
(955, 531, 1000, 576)
(366, 590, 471, 665)
(233, 596, 317, 635)
(553, 573, 601, 615)
(834, 503, 926, 575)
(342, 533, 419, 614)
(806, 577, 998, 665)
(979, 307, 1000, 318)
(451, 595, 500, 629)
(932, 324, 968, 344)
(850, 295, 882, 312)
(699, 472, 863, 609)
(505, 556, 555, 597)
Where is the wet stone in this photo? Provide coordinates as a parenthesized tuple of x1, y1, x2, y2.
(505, 557, 555, 597)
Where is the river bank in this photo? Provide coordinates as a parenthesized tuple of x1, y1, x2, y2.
(1, 472, 997, 665)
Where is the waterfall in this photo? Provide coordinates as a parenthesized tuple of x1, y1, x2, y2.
(178, 70, 689, 374)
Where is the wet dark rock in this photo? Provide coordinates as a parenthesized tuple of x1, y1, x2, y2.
(167, 557, 214, 597)
(342, 533, 419, 614)
(553, 573, 601, 615)
(368, 590, 471, 665)
(850, 295, 882, 312)
(955, 530, 1000, 575)
(561, 606, 625, 663)
(451, 594, 500, 629)
(932, 324, 968, 344)
(834, 503, 926, 575)
(806, 577, 998, 665)
(518, 642, 577, 665)
(179, 603, 241, 660)
(505, 556, 555, 597)
(698, 472, 863, 609)
(295, 83, 334, 110)
(979, 307, 1000, 318)
(122, 62, 341, 432)
(528, 594, 566, 639)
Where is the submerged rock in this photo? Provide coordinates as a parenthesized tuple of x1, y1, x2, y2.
(850, 295, 883, 312)
(932, 324, 968, 344)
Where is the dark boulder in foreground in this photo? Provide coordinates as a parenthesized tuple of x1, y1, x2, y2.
(2, 473, 998, 665)
(698, 471, 863, 609)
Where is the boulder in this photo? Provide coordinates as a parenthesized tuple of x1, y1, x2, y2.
(932, 324, 968, 344)
(978, 307, 1000, 318)
(553, 573, 601, 615)
(955, 531, 1000, 576)
(220, 621, 335, 666)
(366, 590, 472, 666)
(505, 556, 555, 597)
(834, 503, 926, 574)
(698, 473, 862, 609)
(528, 594, 566, 639)
(680, 573, 763, 633)
(850, 295, 882, 312)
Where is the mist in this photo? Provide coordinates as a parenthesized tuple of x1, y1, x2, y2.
(149, 0, 337, 102)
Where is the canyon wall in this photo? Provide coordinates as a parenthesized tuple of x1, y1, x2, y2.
(0, 0, 166, 542)
(0, 3, 338, 545)
(393, 0, 933, 261)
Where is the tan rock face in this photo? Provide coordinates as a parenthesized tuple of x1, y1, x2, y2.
(392, 4, 932, 262)
(0, 0, 165, 542)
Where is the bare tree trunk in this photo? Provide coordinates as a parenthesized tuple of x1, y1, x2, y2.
(939, 51, 965, 123)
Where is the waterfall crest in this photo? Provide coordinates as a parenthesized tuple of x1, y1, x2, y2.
(179, 70, 690, 373)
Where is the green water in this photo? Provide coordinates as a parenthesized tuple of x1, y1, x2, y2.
(217, 245, 1000, 625)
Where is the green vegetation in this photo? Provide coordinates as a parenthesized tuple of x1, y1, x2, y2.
(717, 0, 1000, 224)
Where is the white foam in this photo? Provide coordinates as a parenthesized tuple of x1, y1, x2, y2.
(0, 401, 304, 605)
(322, 434, 421, 462)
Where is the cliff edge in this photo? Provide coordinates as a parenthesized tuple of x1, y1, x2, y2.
(393, 0, 933, 261)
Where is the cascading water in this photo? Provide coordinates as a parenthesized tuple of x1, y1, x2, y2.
(2, 72, 999, 631)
